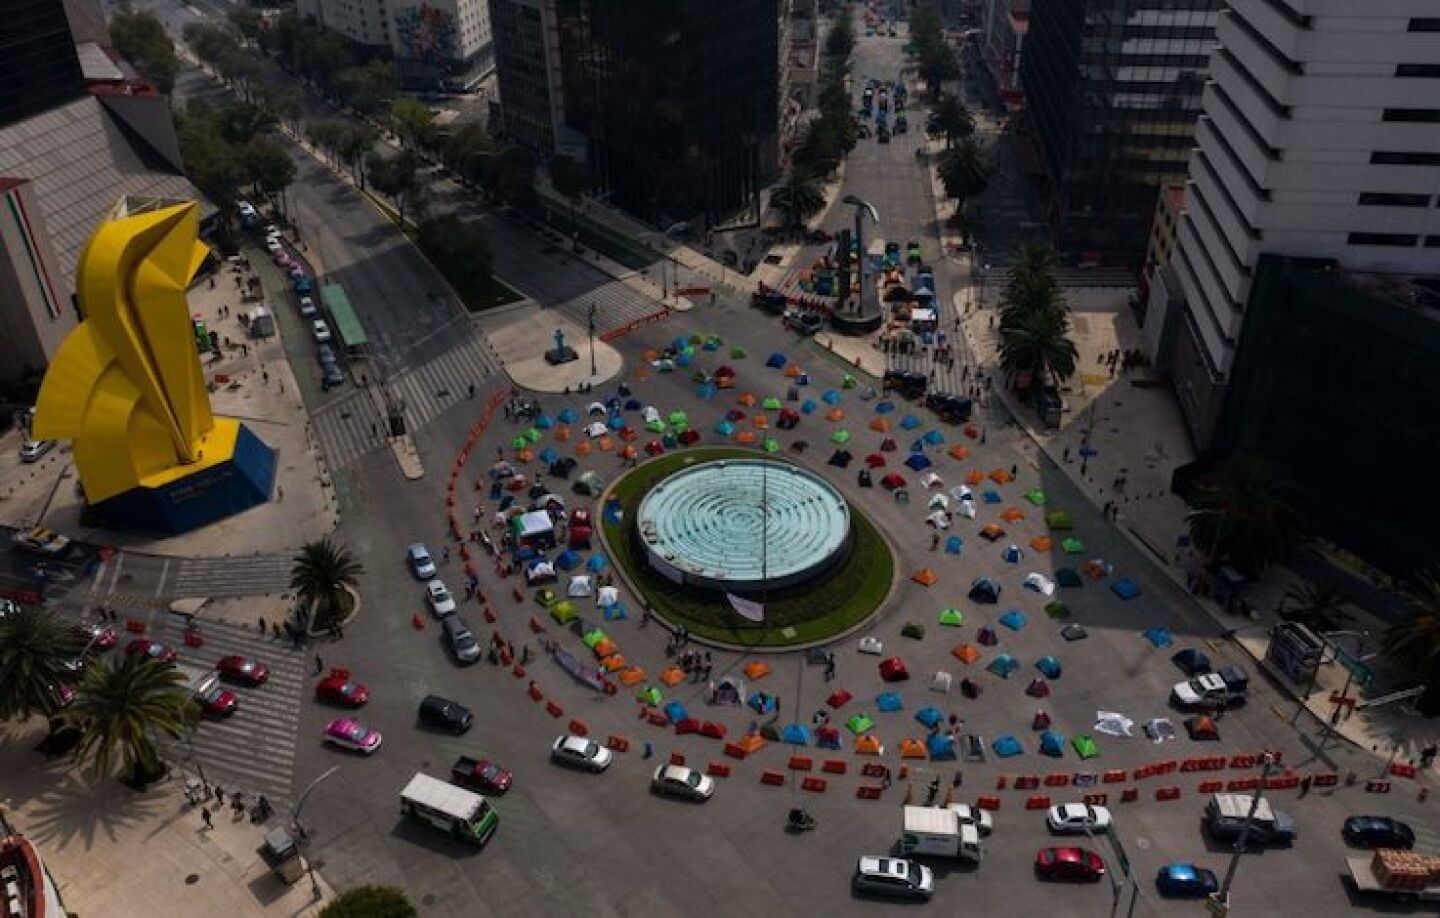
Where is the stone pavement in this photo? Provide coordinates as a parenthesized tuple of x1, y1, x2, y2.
(481, 310, 624, 393)
(0, 719, 335, 918)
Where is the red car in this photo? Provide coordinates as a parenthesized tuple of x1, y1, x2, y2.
(193, 672, 238, 718)
(216, 655, 270, 686)
(1036, 847, 1106, 882)
(314, 668, 369, 707)
(126, 638, 177, 664)
(74, 620, 117, 650)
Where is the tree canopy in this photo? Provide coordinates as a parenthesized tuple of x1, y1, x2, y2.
(110, 10, 178, 92)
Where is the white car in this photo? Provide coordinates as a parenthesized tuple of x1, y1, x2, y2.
(407, 543, 436, 579)
(298, 296, 317, 318)
(852, 856, 934, 900)
(265, 237, 282, 254)
(312, 320, 332, 343)
(651, 765, 715, 801)
(237, 201, 256, 217)
(1171, 673, 1245, 710)
(19, 440, 56, 463)
(551, 734, 612, 772)
(1047, 803, 1113, 835)
(950, 803, 994, 836)
(426, 580, 456, 617)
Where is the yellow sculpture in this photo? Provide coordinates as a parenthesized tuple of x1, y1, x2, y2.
(35, 201, 274, 532)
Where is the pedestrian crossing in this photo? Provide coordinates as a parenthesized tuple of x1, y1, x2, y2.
(551, 278, 672, 335)
(310, 389, 387, 472)
(158, 617, 308, 810)
(170, 554, 294, 599)
(381, 328, 504, 435)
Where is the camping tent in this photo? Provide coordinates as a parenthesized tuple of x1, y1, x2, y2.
(1046, 510, 1074, 529)
(567, 575, 594, 597)
(597, 585, 620, 607)
(1044, 601, 1070, 620)
(1026, 677, 1050, 697)
(999, 610, 1026, 630)
(915, 706, 944, 729)
(1061, 623, 1089, 642)
(1062, 537, 1086, 554)
(1001, 544, 1024, 563)
(766, 352, 788, 368)
(930, 671, 953, 693)
(574, 471, 605, 496)
(709, 676, 745, 705)
(1186, 715, 1220, 741)
(951, 643, 980, 664)
(1111, 578, 1142, 600)
(987, 654, 1018, 678)
(1038, 730, 1066, 757)
(846, 713, 876, 734)
(1144, 718, 1177, 742)
(992, 735, 1023, 758)
(1056, 567, 1084, 588)
(900, 414, 921, 430)
(664, 701, 688, 723)
(636, 686, 664, 706)
(905, 453, 933, 471)
(1023, 572, 1056, 595)
(855, 734, 884, 755)
(911, 568, 938, 587)
(968, 577, 1001, 603)
(876, 692, 904, 713)
(927, 733, 958, 761)
(1025, 488, 1048, 506)
(816, 726, 842, 749)
(1072, 734, 1099, 759)
(1143, 626, 1173, 648)
(747, 692, 777, 714)
(882, 472, 908, 490)
(921, 471, 944, 488)
(976, 625, 998, 646)
(944, 536, 963, 554)
(781, 723, 812, 745)
(938, 608, 964, 627)
(555, 550, 582, 571)
(1035, 656, 1062, 679)
(979, 524, 1006, 542)
(926, 511, 950, 530)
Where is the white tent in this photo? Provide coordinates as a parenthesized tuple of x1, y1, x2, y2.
(596, 585, 620, 607)
(567, 575, 594, 597)
(857, 636, 884, 655)
(921, 471, 945, 489)
(928, 493, 950, 510)
(930, 671, 953, 693)
(525, 562, 556, 584)
(951, 485, 973, 502)
(926, 510, 950, 529)
(585, 421, 608, 438)
(1023, 572, 1056, 596)
(519, 510, 554, 542)
(643, 406, 662, 425)
(1094, 711, 1135, 738)
(958, 501, 977, 519)
(587, 402, 607, 415)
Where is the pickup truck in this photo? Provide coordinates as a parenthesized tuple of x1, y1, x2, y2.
(782, 308, 823, 336)
(1204, 794, 1295, 846)
(1171, 666, 1248, 711)
(451, 756, 513, 795)
(1347, 852, 1440, 902)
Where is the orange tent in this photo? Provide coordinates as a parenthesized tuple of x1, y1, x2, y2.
(966, 470, 986, 485)
(593, 638, 617, 658)
(735, 430, 759, 444)
(784, 364, 803, 378)
(619, 666, 647, 686)
(737, 733, 767, 753)
(869, 418, 891, 432)
(989, 469, 1013, 484)
(951, 643, 981, 664)
(900, 738, 928, 759)
(752, 415, 769, 429)
(948, 444, 970, 461)
(911, 568, 939, 587)
(1030, 536, 1054, 552)
(516, 448, 534, 463)
(575, 441, 593, 456)
(716, 374, 734, 389)
(659, 666, 686, 686)
(620, 444, 638, 460)
(737, 392, 758, 407)
(743, 660, 772, 680)
(619, 427, 638, 441)
(1000, 508, 1025, 523)
(642, 348, 659, 361)
(825, 408, 845, 422)
(855, 734, 884, 755)
(554, 425, 570, 441)
(980, 523, 1005, 540)
(597, 435, 614, 452)
(601, 654, 627, 672)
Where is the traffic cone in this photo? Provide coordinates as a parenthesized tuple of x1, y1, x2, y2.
(903, 781, 913, 805)
(411, 612, 424, 630)
(996, 774, 1008, 790)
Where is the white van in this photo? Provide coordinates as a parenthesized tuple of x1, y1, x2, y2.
(400, 773, 498, 845)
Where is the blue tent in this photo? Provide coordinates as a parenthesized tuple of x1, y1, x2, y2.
(606, 397, 622, 413)
(993, 735, 1023, 758)
(900, 414, 922, 430)
(536, 415, 555, 429)
(624, 398, 643, 411)
(987, 653, 1018, 678)
(999, 610, 1027, 630)
(608, 415, 627, 430)
(1143, 626, 1173, 648)
(1036, 656, 1062, 679)
(982, 490, 1002, 504)
(1039, 730, 1066, 757)
(603, 499, 623, 525)
(701, 338, 721, 351)
(602, 602, 627, 622)
(664, 701, 688, 723)
(555, 550, 582, 570)
(875, 400, 896, 414)
(922, 430, 945, 445)
(781, 723, 812, 745)
(514, 545, 540, 563)
(915, 706, 945, 729)
(586, 554, 609, 573)
(944, 536, 964, 555)
(876, 691, 905, 712)
(747, 692, 777, 714)
(676, 352, 693, 367)
(905, 453, 933, 471)
(539, 447, 559, 465)
(672, 336, 690, 351)
(822, 389, 842, 405)
(766, 352, 788, 368)
(558, 407, 577, 423)
(696, 384, 717, 400)
(910, 439, 927, 453)
(1001, 545, 1023, 563)
(801, 399, 818, 414)
(714, 419, 736, 436)
(927, 733, 958, 761)
(1112, 578, 1142, 600)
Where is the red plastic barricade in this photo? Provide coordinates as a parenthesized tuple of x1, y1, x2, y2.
(647, 711, 669, 727)
(512, 664, 525, 679)
(1024, 795, 1052, 810)
(706, 762, 731, 778)
(1264, 773, 1300, 791)
(788, 755, 814, 771)
(568, 719, 588, 737)
(1391, 763, 1419, 779)
(1226, 778, 1260, 792)
(1197, 780, 1224, 794)
(699, 721, 727, 739)
(1043, 774, 1071, 788)
(800, 776, 827, 793)
(1120, 787, 1138, 803)
(1082, 793, 1108, 807)
(545, 701, 564, 718)
(605, 735, 630, 752)
(822, 759, 848, 775)
(1311, 772, 1339, 788)
(1014, 775, 1041, 790)
(527, 682, 543, 701)
(1365, 780, 1393, 794)
(669, 752, 686, 766)
(760, 770, 786, 786)
(724, 742, 748, 760)
(976, 796, 1001, 811)
(1155, 786, 1182, 801)
(857, 785, 883, 800)
(862, 763, 891, 779)
(1102, 769, 1128, 784)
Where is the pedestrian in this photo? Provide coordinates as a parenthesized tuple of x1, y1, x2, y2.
(214, 785, 225, 806)
(1300, 774, 1313, 796)
(952, 770, 964, 788)
(881, 770, 892, 790)
(469, 382, 477, 399)
(201, 807, 213, 829)
(442, 546, 451, 563)
(931, 532, 940, 550)
(1062, 446, 1070, 463)
(314, 653, 323, 674)
(262, 370, 269, 384)
(521, 645, 531, 664)
(258, 616, 266, 633)
(1009, 463, 1017, 479)
(643, 741, 654, 759)
(272, 622, 281, 639)
(277, 486, 284, 502)
(1422, 745, 1437, 768)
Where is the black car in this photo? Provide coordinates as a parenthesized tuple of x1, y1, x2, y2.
(751, 290, 789, 315)
(925, 392, 973, 423)
(1171, 648, 1212, 676)
(883, 370, 927, 399)
(418, 694, 473, 734)
(1343, 816, 1415, 849)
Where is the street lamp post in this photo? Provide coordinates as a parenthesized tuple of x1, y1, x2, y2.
(291, 765, 340, 901)
(1210, 754, 1277, 914)
(587, 303, 597, 378)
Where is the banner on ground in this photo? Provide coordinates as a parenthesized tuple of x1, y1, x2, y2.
(727, 593, 765, 623)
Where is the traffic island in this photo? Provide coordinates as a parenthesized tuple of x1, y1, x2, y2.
(600, 447, 895, 649)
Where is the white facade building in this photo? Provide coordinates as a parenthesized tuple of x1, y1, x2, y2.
(1163, 0, 1440, 443)
(297, 0, 493, 90)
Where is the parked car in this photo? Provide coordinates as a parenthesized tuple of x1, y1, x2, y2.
(417, 694, 472, 733)
(924, 392, 973, 423)
(1171, 648, 1212, 676)
(314, 670, 369, 707)
(265, 238, 282, 254)
(1047, 803, 1113, 834)
(427, 580, 457, 617)
(19, 440, 56, 463)
(312, 320, 332, 343)
(1036, 847, 1106, 882)
(125, 639, 177, 664)
(407, 543, 437, 579)
(73, 620, 117, 650)
(216, 655, 270, 686)
(1171, 666, 1249, 710)
(324, 717, 382, 754)
(298, 296, 318, 318)
(851, 856, 934, 900)
(651, 765, 715, 801)
(551, 734, 612, 772)
(451, 756, 513, 794)
(1155, 863, 1219, 898)
(1343, 816, 1415, 849)
(883, 369, 928, 398)
(442, 615, 481, 664)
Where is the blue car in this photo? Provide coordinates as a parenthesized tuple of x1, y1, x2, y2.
(1156, 863, 1219, 898)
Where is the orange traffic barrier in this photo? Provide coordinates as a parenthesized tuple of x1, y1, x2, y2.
(545, 700, 563, 718)
(1391, 763, 1419, 779)
(568, 719, 588, 737)
(1120, 787, 1138, 802)
(760, 770, 786, 786)
(800, 776, 827, 793)
(670, 752, 686, 766)
(412, 613, 425, 630)
(527, 682, 543, 701)
(646, 711, 669, 727)
(857, 785, 883, 800)
(605, 735, 630, 752)
(976, 796, 1001, 811)
(1155, 786, 1181, 801)
(511, 664, 525, 679)
(724, 742, 748, 760)
(1365, 779, 1393, 794)
(529, 617, 545, 633)
(1264, 773, 1300, 791)
(1024, 795, 1051, 810)
(512, 584, 524, 603)
(788, 756, 814, 771)
(706, 762, 731, 778)
(1014, 775, 1040, 790)
(822, 759, 848, 775)
(1197, 780, 1224, 794)
(1043, 774, 1070, 788)
(1227, 777, 1260, 792)
(1101, 769, 1128, 784)
(1082, 793, 1108, 807)
(862, 763, 891, 779)
(1311, 772, 1339, 787)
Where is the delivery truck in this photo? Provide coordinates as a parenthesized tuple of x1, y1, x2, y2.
(1347, 849, 1440, 902)
(898, 806, 983, 863)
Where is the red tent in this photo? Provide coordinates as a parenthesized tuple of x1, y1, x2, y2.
(645, 440, 665, 455)
(568, 525, 592, 548)
(879, 657, 910, 682)
(865, 453, 886, 467)
(881, 472, 907, 490)
(679, 429, 701, 445)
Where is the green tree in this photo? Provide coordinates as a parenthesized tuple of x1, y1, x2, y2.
(919, 44, 960, 96)
(177, 107, 249, 216)
(390, 98, 435, 151)
(1184, 456, 1303, 574)
(417, 215, 493, 301)
(65, 654, 194, 783)
(937, 141, 990, 207)
(307, 119, 349, 168)
(290, 538, 364, 631)
(1280, 581, 1354, 633)
(998, 306, 1079, 392)
(549, 154, 594, 204)
(258, 85, 304, 135)
(492, 148, 537, 207)
(339, 124, 379, 188)
(443, 124, 496, 174)
(219, 102, 277, 145)
(245, 137, 297, 211)
(769, 168, 826, 231)
(0, 607, 86, 721)
(110, 10, 179, 92)
(336, 61, 396, 117)
(793, 119, 845, 178)
(824, 16, 855, 60)
(227, 7, 263, 41)
(931, 93, 975, 148)
(1382, 569, 1440, 715)
(1000, 242, 1064, 324)
(319, 885, 417, 918)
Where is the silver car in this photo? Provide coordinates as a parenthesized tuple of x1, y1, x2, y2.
(852, 856, 934, 900)
(551, 735, 612, 772)
(442, 616, 481, 664)
(651, 765, 715, 801)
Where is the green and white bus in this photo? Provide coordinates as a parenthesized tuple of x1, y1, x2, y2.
(399, 772, 498, 845)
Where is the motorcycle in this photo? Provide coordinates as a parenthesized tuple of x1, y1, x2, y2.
(787, 808, 817, 833)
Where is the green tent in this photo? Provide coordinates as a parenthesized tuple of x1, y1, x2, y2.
(831, 429, 851, 443)
(731, 346, 747, 358)
(524, 427, 542, 443)
(1044, 600, 1070, 620)
(688, 334, 702, 345)
(762, 396, 782, 410)
(901, 622, 926, 640)
(842, 374, 857, 389)
(1026, 488, 1048, 506)
(550, 601, 576, 624)
(668, 411, 689, 427)
(1046, 510, 1074, 529)
(846, 713, 875, 734)
(574, 471, 605, 496)
(1072, 734, 1099, 759)
(637, 686, 663, 706)
(663, 432, 679, 448)
(938, 608, 964, 627)
(511, 436, 528, 449)
(705, 335, 722, 348)
(763, 437, 780, 453)
(582, 628, 608, 649)
(534, 588, 558, 608)
(1056, 567, 1084, 588)
(646, 419, 666, 433)
(680, 345, 695, 358)
(1062, 537, 1086, 554)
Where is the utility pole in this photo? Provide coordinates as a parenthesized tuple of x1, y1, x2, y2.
(291, 765, 340, 901)
(587, 303, 598, 378)
(1210, 754, 1277, 914)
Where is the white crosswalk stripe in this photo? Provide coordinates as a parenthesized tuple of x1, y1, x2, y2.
(157, 618, 308, 809)
(310, 389, 386, 471)
(551, 279, 670, 334)
(170, 554, 294, 598)
(385, 331, 503, 433)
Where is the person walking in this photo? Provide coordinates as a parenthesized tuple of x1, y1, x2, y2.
(201, 807, 213, 830)
(314, 653, 324, 674)
(214, 786, 225, 806)
(258, 616, 266, 633)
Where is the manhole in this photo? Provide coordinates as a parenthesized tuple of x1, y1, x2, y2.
(185, 873, 200, 885)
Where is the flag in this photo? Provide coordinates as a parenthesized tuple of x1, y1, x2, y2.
(727, 593, 765, 623)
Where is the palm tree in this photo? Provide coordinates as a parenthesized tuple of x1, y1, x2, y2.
(1280, 581, 1353, 633)
(937, 141, 990, 208)
(998, 307, 1079, 393)
(1382, 569, 1440, 715)
(291, 538, 364, 630)
(0, 607, 86, 721)
(65, 654, 194, 782)
(1184, 455, 1302, 574)
(930, 93, 975, 148)
(769, 169, 826, 233)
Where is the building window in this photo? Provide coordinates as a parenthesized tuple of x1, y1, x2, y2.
(1382, 109, 1440, 123)
(1396, 64, 1440, 78)
(1358, 192, 1431, 207)
(1347, 232, 1418, 247)
(1426, 237, 1440, 247)
(1409, 18, 1440, 32)
(1371, 151, 1440, 166)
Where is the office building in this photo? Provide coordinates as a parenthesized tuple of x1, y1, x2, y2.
(296, 0, 493, 90)
(488, 0, 566, 153)
(979, 0, 1029, 110)
(1020, 0, 1220, 264)
(0, 0, 87, 125)
(1156, 0, 1440, 446)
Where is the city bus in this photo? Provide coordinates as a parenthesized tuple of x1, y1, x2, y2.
(399, 772, 498, 845)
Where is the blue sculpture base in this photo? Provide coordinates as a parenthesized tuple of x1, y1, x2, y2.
(83, 423, 278, 535)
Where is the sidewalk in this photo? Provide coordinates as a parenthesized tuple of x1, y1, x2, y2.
(0, 720, 335, 918)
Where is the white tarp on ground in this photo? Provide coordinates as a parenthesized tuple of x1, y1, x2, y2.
(596, 585, 619, 607)
(519, 511, 554, 540)
(585, 422, 608, 438)
(1143, 718, 1176, 742)
(525, 562, 556, 583)
(1023, 572, 1056, 596)
(1094, 711, 1135, 738)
